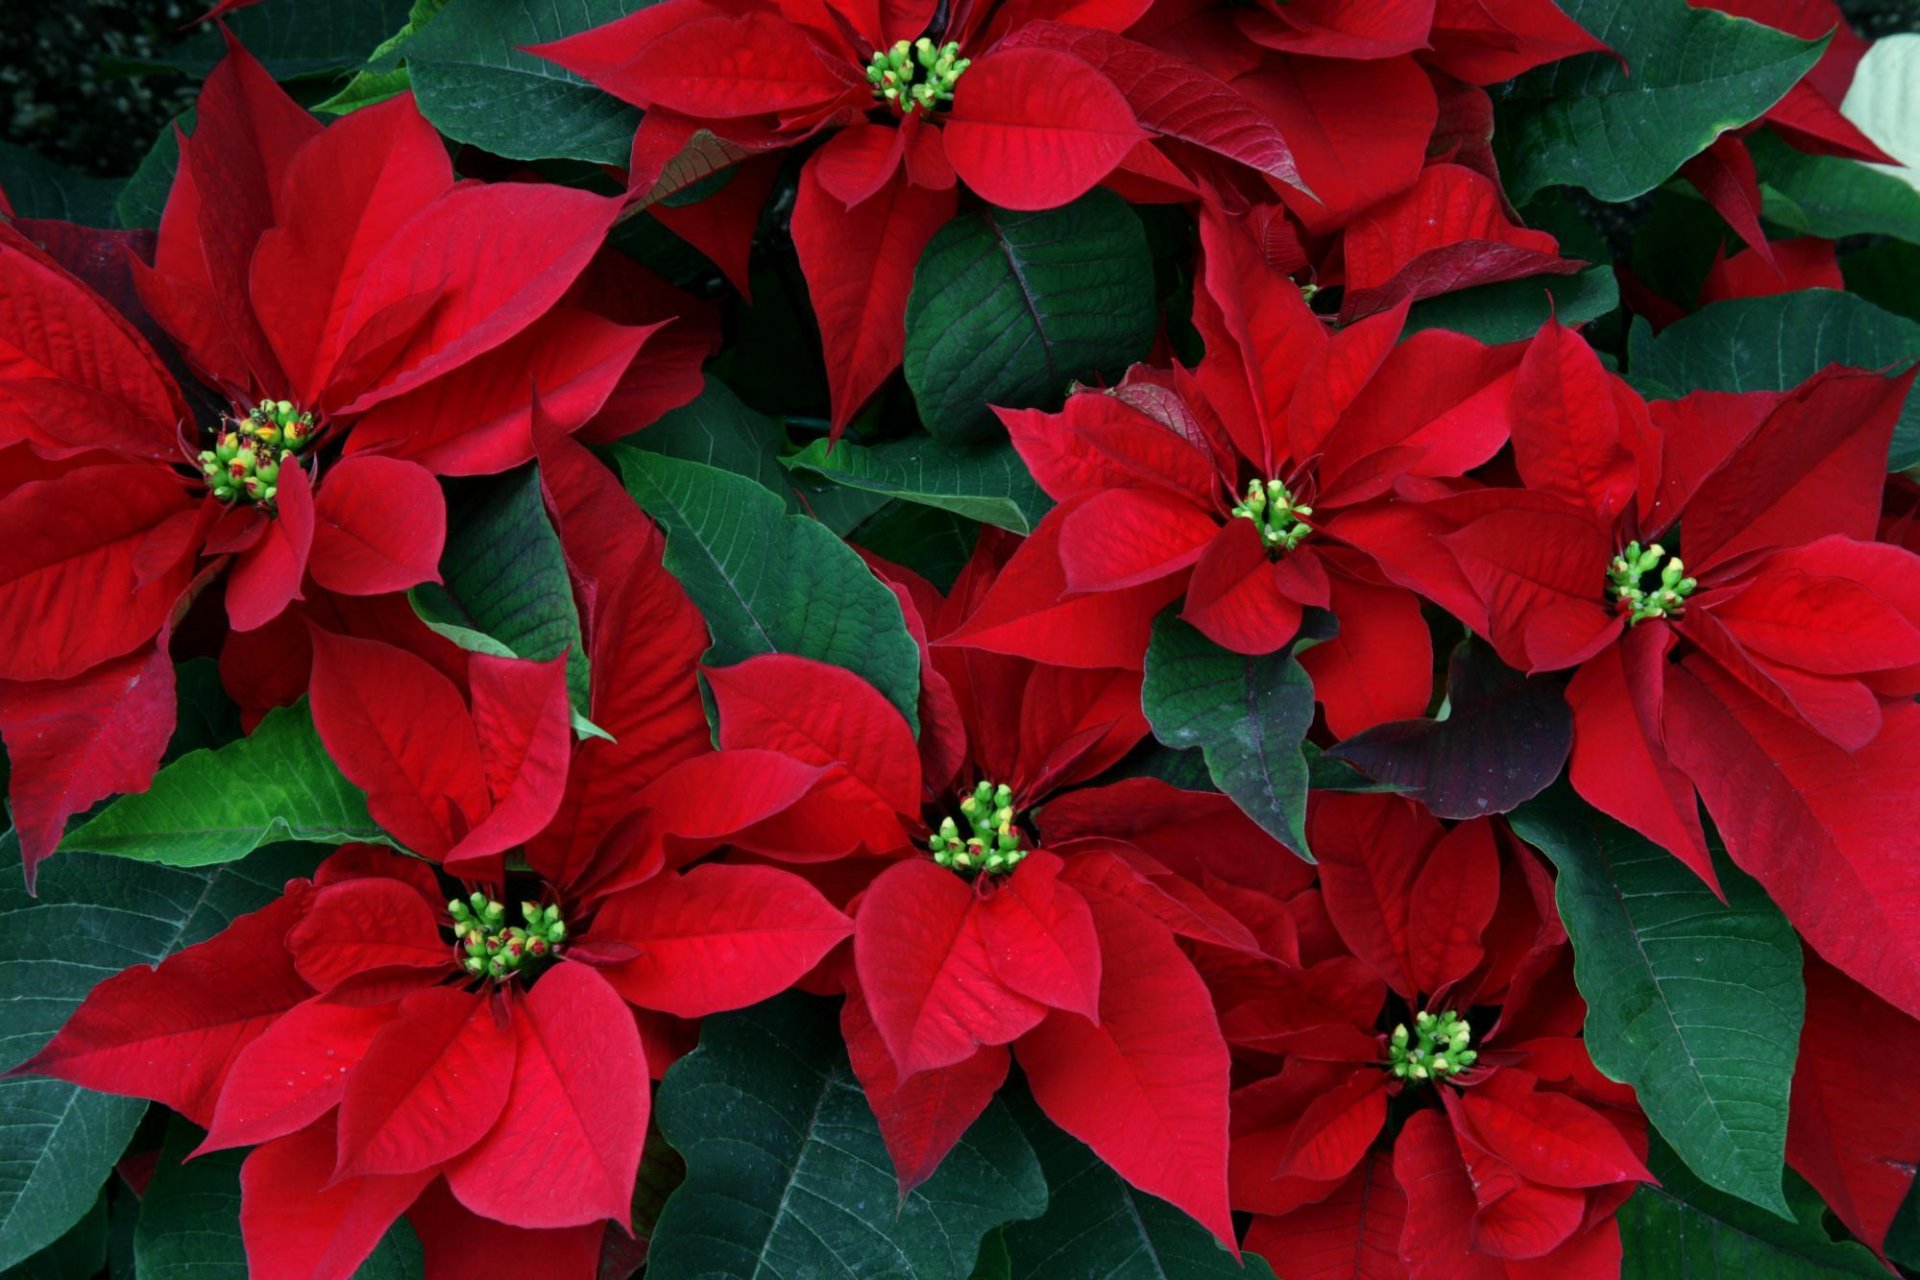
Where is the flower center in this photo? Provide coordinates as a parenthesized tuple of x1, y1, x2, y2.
(1231, 478, 1312, 553)
(449, 894, 568, 983)
(867, 38, 970, 114)
(1387, 1009, 1476, 1083)
(198, 400, 314, 509)
(1607, 539, 1695, 624)
(928, 780, 1028, 875)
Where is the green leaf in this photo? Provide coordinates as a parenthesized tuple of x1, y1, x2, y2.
(1618, 1138, 1886, 1278)
(1750, 129, 1920, 244)
(1843, 239, 1920, 325)
(1510, 787, 1803, 1217)
(1, 1189, 105, 1280)
(0, 837, 316, 1270)
(317, 0, 457, 114)
(611, 447, 922, 732)
(404, 0, 646, 166)
(622, 377, 803, 511)
(1002, 1091, 1277, 1280)
(115, 110, 191, 233)
(134, 0, 416, 79)
(904, 191, 1156, 444)
(968, 1231, 1011, 1280)
(0, 144, 120, 229)
(646, 993, 1047, 1280)
(166, 660, 242, 763)
(412, 467, 590, 718)
(1627, 289, 1920, 470)
(1403, 266, 1618, 344)
(785, 436, 1052, 534)
(136, 1120, 422, 1280)
(848, 503, 981, 593)
(61, 703, 393, 866)
(1496, 0, 1825, 204)
(1140, 614, 1315, 858)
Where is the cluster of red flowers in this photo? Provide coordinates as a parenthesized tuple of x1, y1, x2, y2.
(4, 0, 1919, 1277)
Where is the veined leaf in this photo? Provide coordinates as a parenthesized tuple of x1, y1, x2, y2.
(1497, 0, 1824, 203)
(1141, 614, 1315, 858)
(1404, 266, 1618, 344)
(646, 993, 1046, 1280)
(0, 143, 121, 228)
(785, 436, 1052, 534)
(60, 703, 394, 866)
(1627, 290, 1920, 470)
(904, 191, 1155, 444)
(1750, 130, 1920, 245)
(622, 376, 803, 511)
(0, 838, 316, 1270)
(1511, 787, 1803, 1217)
(612, 447, 922, 732)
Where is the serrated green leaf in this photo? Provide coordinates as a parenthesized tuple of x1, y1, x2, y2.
(1627, 289, 1920, 470)
(611, 447, 922, 732)
(785, 436, 1052, 534)
(411, 467, 590, 718)
(904, 191, 1156, 444)
(405, 0, 646, 165)
(0, 837, 317, 1270)
(1619, 1139, 1886, 1278)
(0, 144, 120, 229)
(1496, 0, 1825, 204)
(646, 994, 1046, 1280)
(1511, 787, 1802, 1217)
(1002, 1091, 1277, 1280)
(1403, 266, 1618, 344)
(1750, 129, 1920, 244)
(60, 703, 393, 866)
(136, 1119, 422, 1280)
(1141, 614, 1315, 857)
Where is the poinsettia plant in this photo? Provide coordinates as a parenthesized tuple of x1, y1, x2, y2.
(1, 0, 1918, 1277)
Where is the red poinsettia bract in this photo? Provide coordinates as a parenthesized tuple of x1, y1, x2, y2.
(946, 215, 1525, 736)
(1349, 318, 1920, 1021)
(1221, 793, 1649, 1279)
(0, 36, 712, 883)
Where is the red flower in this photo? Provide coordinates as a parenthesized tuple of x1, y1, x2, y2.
(535, 0, 1310, 431)
(944, 215, 1525, 736)
(1349, 318, 1920, 1020)
(15, 420, 856, 1278)
(0, 37, 709, 882)
(1219, 793, 1649, 1279)
(655, 530, 1310, 1246)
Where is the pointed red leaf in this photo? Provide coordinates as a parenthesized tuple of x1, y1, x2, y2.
(1680, 134, 1776, 269)
(1057, 487, 1219, 593)
(1506, 318, 1641, 522)
(944, 48, 1148, 210)
(308, 456, 445, 597)
(1297, 575, 1433, 739)
(1407, 820, 1501, 997)
(287, 877, 448, 993)
(1312, 793, 1434, 999)
(201, 996, 398, 1154)
(226, 459, 315, 633)
(445, 652, 573, 873)
(444, 962, 648, 1228)
(241, 1117, 432, 1280)
(1017, 891, 1234, 1249)
(333, 985, 515, 1180)
(1277, 1070, 1389, 1182)
(407, 1181, 605, 1280)
(971, 852, 1101, 1021)
(1451, 1070, 1651, 1188)
(594, 864, 853, 1017)
(609, 12, 859, 119)
(1243, 1153, 1406, 1280)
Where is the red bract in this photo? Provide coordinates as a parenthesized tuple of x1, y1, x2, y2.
(534, 0, 1310, 431)
(1351, 318, 1920, 1019)
(1222, 793, 1648, 1278)
(654, 531, 1312, 1247)
(16, 429, 857, 1277)
(0, 36, 709, 883)
(945, 215, 1524, 736)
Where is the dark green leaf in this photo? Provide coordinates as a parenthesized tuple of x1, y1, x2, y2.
(785, 436, 1052, 534)
(0, 837, 316, 1270)
(317, 0, 456, 114)
(61, 703, 392, 866)
(1885, 1175, 1920, 1269)
(612, 448, 922, 731)
(1002, 1091, 1276, 1280)
(1496, 0, 1824, 203)
(1751, 128, 1920, 245)
(405, 0, 646, 165)
(904, 191, 1156, 444)
(135, 1120, 422, 1280)
(115, 111, 191, 233)
(1843, 239, 1920, 325)
(623, 376, 802, 510)
(412, 467, 590, 718)
(647, 994, 1047, 1280)
(0, 144, 120, 228)
(848, 503, 981, 593)
(1618, 1138, 1886, 1278)
(1141, 614, 1315, 857)
(138, 0, 415, 79)
(1627, 290, 1920, 471)
(1, 1189, 105, 1280)
(968, 1231, 1011, 1280)
(1511, 787, 1803, 1217)
(166, 660, 242, 763)
(1403, 266, 1618, 344)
